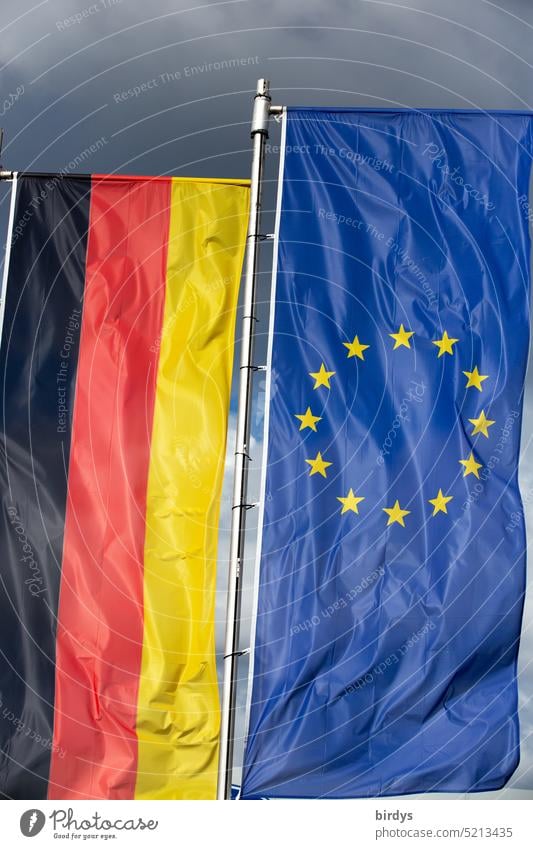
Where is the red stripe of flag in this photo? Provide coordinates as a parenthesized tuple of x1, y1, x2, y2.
(48, 177, 171, 799)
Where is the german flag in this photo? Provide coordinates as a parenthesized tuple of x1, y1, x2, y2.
(0, 173, 249, 799)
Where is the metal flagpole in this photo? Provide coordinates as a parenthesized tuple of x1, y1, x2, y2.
(217, 78, 281, 800)
(0, 170, 18, 355)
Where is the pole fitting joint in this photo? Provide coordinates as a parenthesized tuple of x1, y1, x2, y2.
(223, 648, 250, 660)
(251, 79, 271, 138)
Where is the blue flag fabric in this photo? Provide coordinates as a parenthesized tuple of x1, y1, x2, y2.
(242, 109, 533, 799)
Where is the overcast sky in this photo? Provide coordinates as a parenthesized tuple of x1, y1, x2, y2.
(1, 0, 532, 798)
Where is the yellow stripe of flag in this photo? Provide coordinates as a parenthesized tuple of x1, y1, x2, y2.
(135, 177, 249, 799)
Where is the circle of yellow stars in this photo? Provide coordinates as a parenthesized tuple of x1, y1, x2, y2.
(292, 327, 498, 527)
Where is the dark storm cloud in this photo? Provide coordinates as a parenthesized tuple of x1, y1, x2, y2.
(1, 0, 533, 175)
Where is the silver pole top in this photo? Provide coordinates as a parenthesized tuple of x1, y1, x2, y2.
(251, 79, 272, 137)
(256, 78, 270, 97)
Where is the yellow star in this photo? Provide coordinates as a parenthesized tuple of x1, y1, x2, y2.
(337, 488, 365, 515)
(469, 409, 495, 438)
(305, 451, 332, 478)
(428, 488, 453, 516)
(433, 330, 459, 357)
(309, 363, 335, 389)
(459, 451, 482, 479)
(463, 366, 488, 392)
(389, 324, 415, 350)
(295, 407, 322, 432)
(343, 335, 370, 360)
(383, 499, 411, 527)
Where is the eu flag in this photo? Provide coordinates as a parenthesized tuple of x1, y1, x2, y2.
(242, 109, 533, 798)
